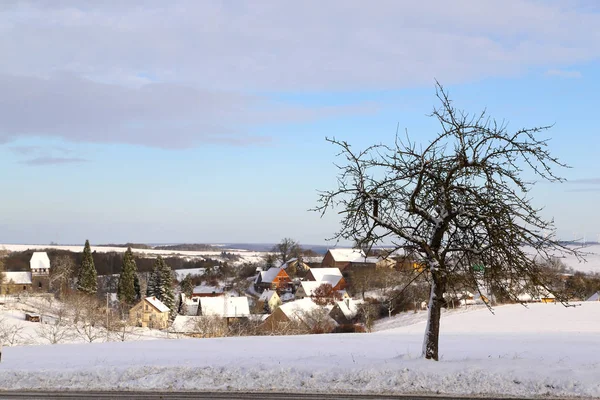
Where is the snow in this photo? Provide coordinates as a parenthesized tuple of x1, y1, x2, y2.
(145, 297, 170, 313)
(328, 248, 365, 262)
(192, 284, 223, 296)
(2, 298, 600, 397)
(258, 289, 277, 302)
(199, 296, 250, 318)
(588, 292, 600, 302)
(2, 271, 32, 285)
(527, 243, 600, 274)
(174, 268, 205, 280)
(308, 268, 342, 283)
(29, 252, 50, 271)
(0, 244, 265, 267)
(257, 267, 284, 284)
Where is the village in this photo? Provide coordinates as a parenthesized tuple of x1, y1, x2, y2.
(2, 241, 600, 347)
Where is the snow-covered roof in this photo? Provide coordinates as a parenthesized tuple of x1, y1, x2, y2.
(587, 292, 600, 301)
(298, 281, 322, 297)
(145, 296, 170, 313)
(4, 271, 32, 284)
(259, 289, 278, 302)
(192, 284, 223, 295)
(171, 316, 198, 333)
(200, 296, 250, 318)
(328, 248, 365, 262)
(30, 252, 50, 271)
(180, 293, 200, 316)
(258, 267, 286, 284)
(335, 298, 359, 320)
(308, 268, 343, 287)
(279, 298, 322, 321)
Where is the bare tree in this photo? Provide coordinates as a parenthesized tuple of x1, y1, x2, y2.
(272, 238, 302, 265)
(67, 294, 105, 343)
(49, 255, 76, 298)
(0, 318, 27, 346)
(36, 301, 74, 344)
(316, 82, 580, 360)
(356, 302, 379, 333)
(312, 283, 342, 306)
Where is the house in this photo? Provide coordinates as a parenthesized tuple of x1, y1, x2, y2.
(516, 286, 556, 303)
(179, 293, 200, 316)
(305, 268, 346, 291)
(321, 248, 365, 270)
(191, 284, 224, 298)
(30, 252, 51, 292)
(321, 248, 394, 272)
(199, 295, 250, 322)
(587, 292, 600, 301)
(254, 267, 292, 292)
(129, 296, 170, 329)
(280, 258, 311, 273)
(329, 298, 360, 325)
(261, 298, 337, 334)
(0, 271, 33, 295)
(257, 289, 282, 313)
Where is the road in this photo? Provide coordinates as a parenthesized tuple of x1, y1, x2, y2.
(0, 391, 587, 400)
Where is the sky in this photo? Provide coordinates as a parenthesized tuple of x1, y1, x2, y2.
(1, 0, 600, 246)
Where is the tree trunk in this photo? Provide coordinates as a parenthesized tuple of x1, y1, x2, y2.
(422, 270, 446, 361)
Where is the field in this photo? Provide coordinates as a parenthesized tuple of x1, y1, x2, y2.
(1, 301, 599, 397)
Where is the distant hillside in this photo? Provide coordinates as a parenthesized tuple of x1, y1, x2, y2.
(153, 244, 222, 251)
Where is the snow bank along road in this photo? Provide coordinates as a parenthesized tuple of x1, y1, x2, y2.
(0, 392, 580, 400)
(1, 303, 600, 398)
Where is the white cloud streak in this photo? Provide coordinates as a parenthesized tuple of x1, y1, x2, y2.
(0, 0, 598, 148)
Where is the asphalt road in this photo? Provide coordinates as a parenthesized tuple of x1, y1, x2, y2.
(0, 392, 587, 400)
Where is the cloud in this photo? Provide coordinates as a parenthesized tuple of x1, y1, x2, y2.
(545, 69, 583, 78)
(0, 1, 598, 148)
(0, 73, 375, 148)
(1, 1, 599, 91)
(20, 156, 88, 166)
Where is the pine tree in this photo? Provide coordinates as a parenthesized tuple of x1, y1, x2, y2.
(180, 274, 194, 297)
(77, 240, 98, 295)
(117, 247, 138, 304)
(157, 256, 176, 320)
(146, 260, 160, 298)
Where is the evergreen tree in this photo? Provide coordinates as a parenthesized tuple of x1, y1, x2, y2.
(134, 273, 141, 301)
(146, 260, 160, 298)
(77, 239, 98, 295)
(117, 247, 138, 304)
(180, 273, 194, 298)
(156, 256, 176, 320)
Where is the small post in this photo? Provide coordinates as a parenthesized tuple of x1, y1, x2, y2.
(106, 292, 110, 342)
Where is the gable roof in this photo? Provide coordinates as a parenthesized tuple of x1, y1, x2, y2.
(298, 281, 322, 297)
(278, 298, 323, 321)
(200, 296, 250, 318)
(334, 298, 360, 320)
(3, 271, 32, 285)
(258, 267, 287, 284)
(30, 252, 50, 271)
(328, 248, 365, 262)
(259, 289, 278, 302)
(587, 292, 600, 301)
(145, 296, 170, 313)
(307, 268, 343, 286)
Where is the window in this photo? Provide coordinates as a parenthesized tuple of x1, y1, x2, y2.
(38, 282, 42, 289)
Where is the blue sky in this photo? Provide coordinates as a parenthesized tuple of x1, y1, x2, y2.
(1, 1, 600, 245)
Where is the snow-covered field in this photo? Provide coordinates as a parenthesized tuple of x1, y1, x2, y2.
(2, 302, 600, 397)
(0, 243, 265, 266)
